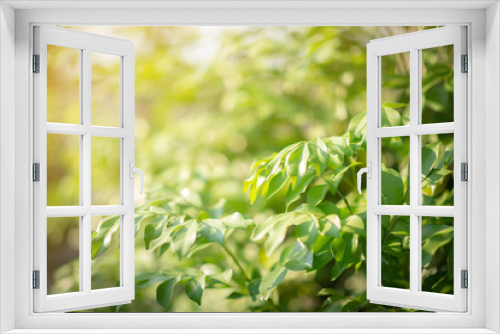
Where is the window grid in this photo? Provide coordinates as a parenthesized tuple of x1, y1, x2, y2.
(34, 25, 135, 312)
(366, 25, 467, 312)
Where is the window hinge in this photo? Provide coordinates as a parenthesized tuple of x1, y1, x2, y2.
(33, 270, 40, 289)
(461, 270, 468, 289)
(461, 54, 468, 73)
(33, 54, 40, 73)
(461, 162, 468, 181)
(33, 163, 40, 182)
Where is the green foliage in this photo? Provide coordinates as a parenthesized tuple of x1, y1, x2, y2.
(48, 26, 454, 312)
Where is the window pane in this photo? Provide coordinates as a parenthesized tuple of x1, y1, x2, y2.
(381, 137, 410, 205)
(421, 133, 454, 206)
(91, 52, 121, 127)
(381, 215, 410, 289)
(47, 134, 80, 206)
(421, 216, 454, 295)
(47, 45, 80, 124)
(47, 217, 80, 295)
(91, 215, 121, 290)
(91, 137, 121, 205)
(421, 45, 454, 124)
(381, 52, 410, 127)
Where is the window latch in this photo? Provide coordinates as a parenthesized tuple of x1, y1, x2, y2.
(129, 161, 145, 194)
(357, 162, 372, 194)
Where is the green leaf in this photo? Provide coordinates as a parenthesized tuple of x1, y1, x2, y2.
(200, 219, 226, 245)
(283, 241, 314, 271)
(348, 112, 367, 153)
(264, 223, 289, 256)
(422, 226, 454, 267)
(227, 291, 246, 300)
(143, 214, 166, 250)
(265, 171, 288, 201)
(248, 279, 261, 302)
(285, 172, 315, 207)
(381, 106, 402, 127)
(91, 215, 121, 259)
(135, 273, 169, 291)
(263, 213, 311, 255)
(260, 267, 287, 300)
(285, 143, 310, 182)
(221, 212, 246, 227)
(134, 214, 145, 236)
(342, 215, 365, 237)
(422, 145, 438, 177)
(332, 162, 360, 189)
(318, 288, 346, 302)
(296, 217, 319, 250)
(171, 219, 198, 259)
(319, 214, 341, 238)
(307, 184, 328, 207)
(381, 166, 404, 205)
(156, 277, 179, 312)
(348, 112, 367, 141)
(308, 138, 329, 175)
(332, 232, 359, 265)
(185, 276, 205, 305)
(149, 223, 172, 253)
(251, 212, 310, 242)
(342, 300, 361, 312)
(293, 203, 326, 215)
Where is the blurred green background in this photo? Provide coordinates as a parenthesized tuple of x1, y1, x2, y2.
(46, 26, 455, 312)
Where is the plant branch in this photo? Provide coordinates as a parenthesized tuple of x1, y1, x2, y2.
(322, 176, 353, 215)
(222, 244, 251, 282)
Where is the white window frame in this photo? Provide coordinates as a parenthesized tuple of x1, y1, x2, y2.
(0, 1, 499, 333)
(366, 26, 468, 312)
(33, 25, 136, 312)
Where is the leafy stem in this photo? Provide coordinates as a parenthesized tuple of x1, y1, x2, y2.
(321, 176, 353, 215)
(222, 244, 251, 282)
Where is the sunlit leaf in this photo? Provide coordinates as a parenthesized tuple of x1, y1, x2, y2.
(307, 184, 328, 207)
(260, 267, 287, 300)
(200, 219, 226, 245)
(171, 219, 198, 259)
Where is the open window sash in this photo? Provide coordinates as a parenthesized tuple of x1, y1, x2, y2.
(33, 26, 135, 312)
(366, 26, 467, 312)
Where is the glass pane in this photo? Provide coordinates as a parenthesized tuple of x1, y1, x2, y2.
(381, 215, 410, 289)
(421, 216, 454, 295)
(91, 52, 121, 127)
(47, 45, 80, 124)
(47, 134, 80, 206)
(381, 52, 410, 127)
(381, 137, 410, 205)
(91, 215, 121, 290)
(47, 217, 80, 295)
(421, 133, 454, 206)
(91, 137, 121, 205)
(421, 45, 454, 124)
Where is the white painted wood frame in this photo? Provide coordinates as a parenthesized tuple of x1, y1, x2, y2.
(366, 26, 467, 312)
(0, 2, 496, 333)
(32, 26, 135, 312)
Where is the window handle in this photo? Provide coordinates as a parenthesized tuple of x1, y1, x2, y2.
(357, 162, 371, 195)
(129, 161, 145, 194)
